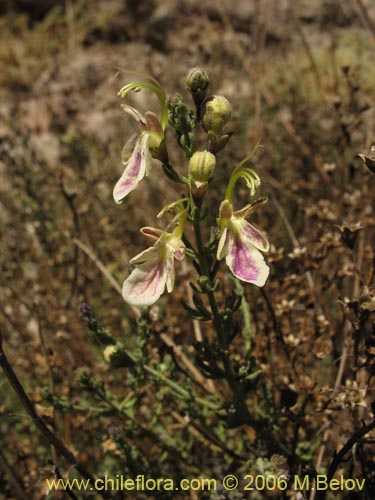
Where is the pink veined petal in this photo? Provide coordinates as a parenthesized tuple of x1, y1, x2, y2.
(173, 247, 185, 261)
(216, 227, 230, 261)
(122, 250, 167, 306)
(113, 133, 151, 203)
(140, 227, 164, 241)
(165, 234, 186, 262)
(226, 232, 270, 286)
(123, 233, 185, 306)
(238, 219, 269, 252)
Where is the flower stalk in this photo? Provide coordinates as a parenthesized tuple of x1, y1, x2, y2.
(192, 202, 252, 425)
(112, 67, 271, 429)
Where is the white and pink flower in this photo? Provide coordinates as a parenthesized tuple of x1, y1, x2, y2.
(122, 226, 185, 306)
(113, 106, 164, 203)
(217, 199, 269, 286)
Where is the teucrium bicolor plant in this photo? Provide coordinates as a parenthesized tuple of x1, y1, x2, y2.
(112, 67, 270, 426)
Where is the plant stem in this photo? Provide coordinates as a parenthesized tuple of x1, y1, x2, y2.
(192, 204, 251, 424)
(0, 331, 113, 500)
(315, 417, 375, 500)
(191, 206, 291, 455)
(125, 349, 220, 411)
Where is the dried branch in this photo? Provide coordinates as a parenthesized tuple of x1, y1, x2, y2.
(0, 331, 112, 500)
(315, 416, 375, 499)
(0, 448, 28, 500)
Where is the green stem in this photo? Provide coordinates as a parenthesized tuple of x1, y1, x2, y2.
(192, 204, 251, 424)
(125, 350, 219, 412)
(191, 207, 291, 454)
(233, 278, 252, 351)
(144, 364, 220, 411)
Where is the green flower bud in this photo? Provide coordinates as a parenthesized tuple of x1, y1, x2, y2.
(186, 67, 210, 95)
(202, 95, 232, 134)
(189, 150, 216, 203)
(189, 150, 216, 187)
(103, 344, 135, 369)
(103, 345, 117, 363)
(186, 67, 210, 116)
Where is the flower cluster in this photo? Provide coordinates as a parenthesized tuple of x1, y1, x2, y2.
(113, 68, 270, 307)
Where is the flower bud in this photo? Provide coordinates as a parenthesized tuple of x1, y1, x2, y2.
(189, 150, 216, 187)
(167, 93, 189, 132)
(202, 95, 232, 134)
(186, 67, 209, 97)
(103, 345, 117, 363)
(103, 344, 135, 369)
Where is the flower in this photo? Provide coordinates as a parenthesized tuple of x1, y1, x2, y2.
(113, 105, 165, 203)
(217, 199, 269, 286)
(202, 95, 232, 134)
(122, 226, 185, 306)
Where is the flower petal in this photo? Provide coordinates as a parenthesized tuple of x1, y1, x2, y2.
(121, 133, 138, 164)
(129, 246, 157, 265)
(140, 226, 164, 241)
(113, 133, 150, 203)
(239, 219, 269, 252)
(217, 227, 230, 261)
(234, 197, 268, 218)
(122, 248, 167, 306)
(145, 111, 164, 150)
(226, 232, 269, 286)
(123, 230, 185, 306)
(165, 234, 186, 262)
(121, 105, 147, 128)
(173, 247, 185, 261)
(165, 253, 176, 293)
